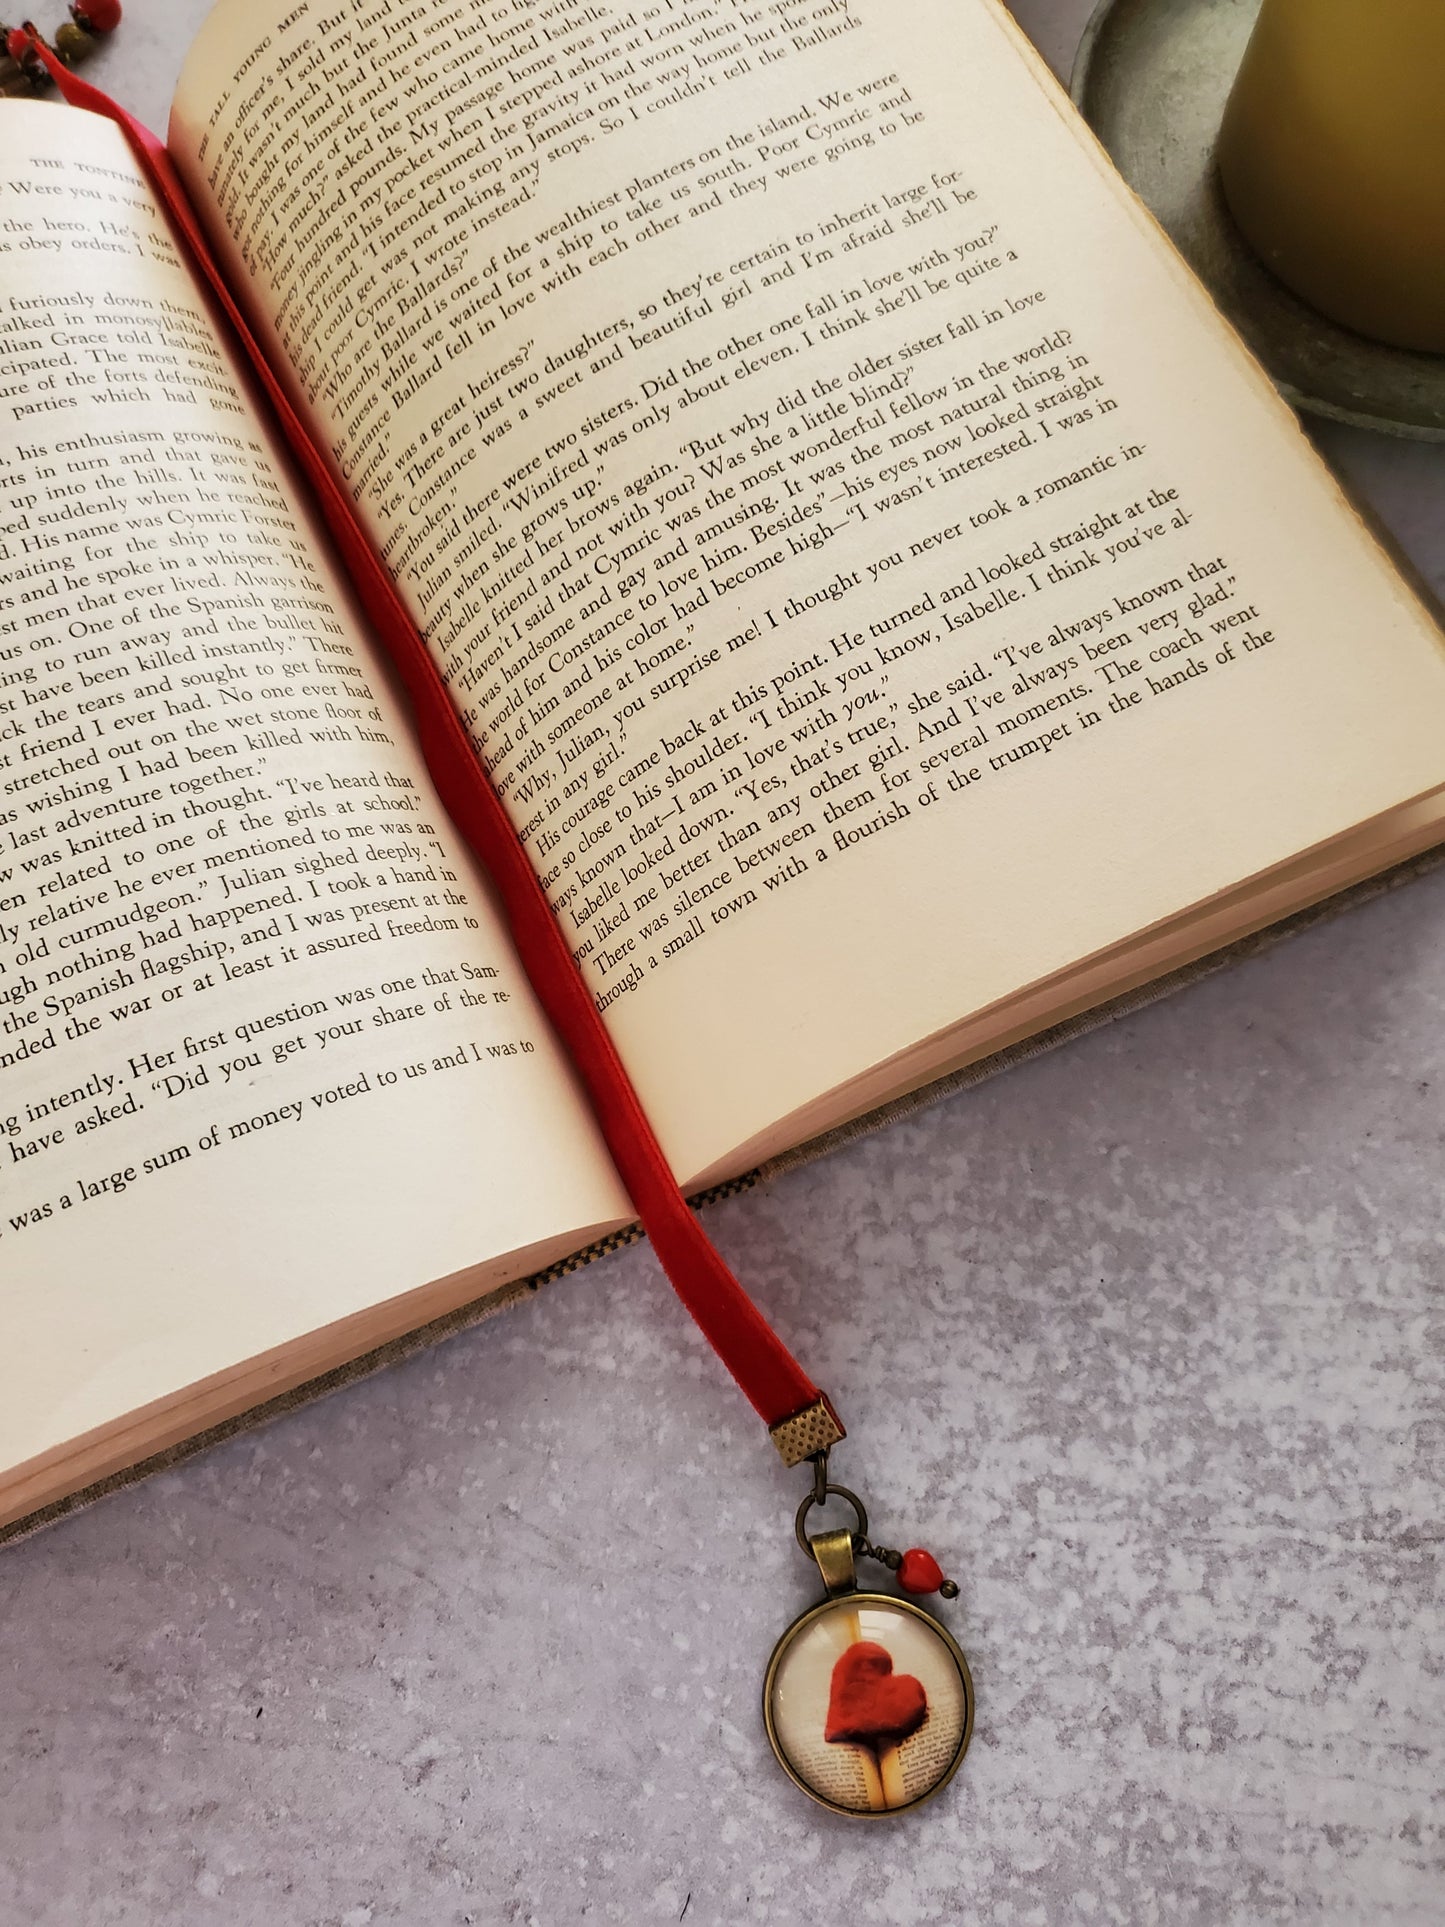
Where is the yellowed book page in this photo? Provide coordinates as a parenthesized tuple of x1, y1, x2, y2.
(0, 102, 629, 1482)
(169, 0, 1445, 1188)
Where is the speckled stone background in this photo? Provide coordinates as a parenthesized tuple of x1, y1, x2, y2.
(2, 5, 1443, 1922)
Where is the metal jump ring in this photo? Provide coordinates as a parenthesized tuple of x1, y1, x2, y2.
(794, 1482, 869, 1556)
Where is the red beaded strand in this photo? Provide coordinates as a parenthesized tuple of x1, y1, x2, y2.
(1, 1, 118, 92)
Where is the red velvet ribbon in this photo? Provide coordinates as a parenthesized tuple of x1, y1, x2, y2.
(40, 49, 838, 1439)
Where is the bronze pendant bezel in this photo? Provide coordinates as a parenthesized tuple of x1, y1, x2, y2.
(762, 1590, 975, 1819)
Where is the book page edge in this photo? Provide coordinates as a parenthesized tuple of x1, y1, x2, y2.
(9, 847, 1439, 1550)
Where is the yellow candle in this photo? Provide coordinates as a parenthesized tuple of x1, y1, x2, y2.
(1217, 0, 1445, 353)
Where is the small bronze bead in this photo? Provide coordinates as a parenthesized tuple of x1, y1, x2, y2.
(54, 19, 93, 61)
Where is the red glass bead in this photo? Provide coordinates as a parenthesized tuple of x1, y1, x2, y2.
(896, 1547, 946, 1595)
(71, 0, 120, 32)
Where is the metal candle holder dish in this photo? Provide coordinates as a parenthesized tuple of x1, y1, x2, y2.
(1072, 0, 1445, 441)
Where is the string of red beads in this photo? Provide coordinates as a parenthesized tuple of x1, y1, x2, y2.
(2, 2, 119, 92)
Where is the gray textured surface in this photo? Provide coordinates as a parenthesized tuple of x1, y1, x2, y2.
(2, 5, 1443, 1922)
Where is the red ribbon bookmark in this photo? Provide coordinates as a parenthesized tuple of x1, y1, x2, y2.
(41, 49, 841, 1448)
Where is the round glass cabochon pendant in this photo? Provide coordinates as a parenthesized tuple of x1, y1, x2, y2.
(764, 1594, 974, 1816)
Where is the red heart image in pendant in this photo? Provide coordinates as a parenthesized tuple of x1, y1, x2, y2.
(825, 1641, 928, 1747)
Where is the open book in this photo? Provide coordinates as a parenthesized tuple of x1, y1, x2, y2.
(3, 0, 1444, 1534)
